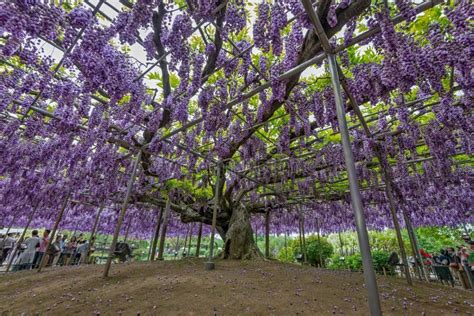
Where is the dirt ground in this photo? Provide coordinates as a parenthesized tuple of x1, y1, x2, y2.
(0, 259, 472, 315)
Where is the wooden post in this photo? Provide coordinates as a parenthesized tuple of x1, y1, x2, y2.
(0, 210, 20, 249)
(147, 240, 153, 261)
(157, 199, 171, 260)
(265, 209, 270, 258)
(298, 214, 304, 262)
(150, 208, 163, 261)
(187, 223, 194, 256)
(316, 218, 323, 267)
(4, 210, 19, 237)
(256, 224, 259, 243)
(174, 234, 181, 259)
(123, 217, 133, 243)
(205, 161, 222, 270)
(103, 150, 142, 278)
(195, 221, 203, 257)
(84, 204, 104, 264)
(38, 192, 71, 272)
(297, 207, 307, 263)
(71, 221, 79, 238)
(182, 225, 190, 256)
(6, 202, 40, 272)
(301, 211, 307, 264)
(462, 223, 469, 236)
(338, 232, 344, 256)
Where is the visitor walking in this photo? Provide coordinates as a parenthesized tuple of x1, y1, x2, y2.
(77, 236, 95, 264)
(72, 240, 86, 265)
(32, 229, 50, 269)
(77, 233, 85, 243)
(0, 233, 16, 265)
(64, 236, 78, 265)
(58, 234, 69, 265)
(14, 230, 40, 270)
(433, 249, 450, 265)
(49, 235, 62, 266)
(59, 234, 68, 252)
(460, 234, 474, 289)
(0, 235, 4, 264)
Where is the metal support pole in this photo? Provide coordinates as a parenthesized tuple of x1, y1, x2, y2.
(6, 202, 40, 272)
(328, 54, 382, 316)
(382, 169, 412, 285)
(402, 209, 423, 281)
(150, 208, 163, 261)
(85, 204, 104, 265)
(195, 221, 203, 257)
(265, 209, 270, 258)
(402, 206, 429, 281)
(103, 150, 142, 278)
(205, 161, 222, 270)
(157, 199, 171, 260)
(329, 30, 412, 285)
(38, 192, 71, 272)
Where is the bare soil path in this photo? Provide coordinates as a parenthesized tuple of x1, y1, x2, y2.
(0, 259, 472, 315)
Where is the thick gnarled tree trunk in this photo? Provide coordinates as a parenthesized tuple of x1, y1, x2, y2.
(222, 206, 262, 259)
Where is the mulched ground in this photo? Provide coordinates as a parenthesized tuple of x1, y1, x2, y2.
(0, 258, 472, 315)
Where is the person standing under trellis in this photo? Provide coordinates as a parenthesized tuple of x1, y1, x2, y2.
(77, 236, 95, 265)
(0, 234, 4, 262)
(64, 235, 78, 265)
(0, 233, 16, 265)
(32, 229, 50, 269)
(57, 234, 69, 265)
(77, 233, 85, 244)
(460, 234, 474, 289)
(48, 235, 62, 266)
(14, 230, 40, 270)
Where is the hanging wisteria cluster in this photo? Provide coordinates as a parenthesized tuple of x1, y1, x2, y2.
(0, 0, 472, 246)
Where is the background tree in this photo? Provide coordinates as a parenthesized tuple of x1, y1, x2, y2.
(278, 235, 333, 267)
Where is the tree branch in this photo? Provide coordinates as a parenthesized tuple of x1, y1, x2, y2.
(223, 0, 371, 161)
(201, 0, 227, 78)
(152, 3, 171, 127)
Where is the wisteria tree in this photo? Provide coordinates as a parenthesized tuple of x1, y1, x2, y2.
(0, 0, 472, 261)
